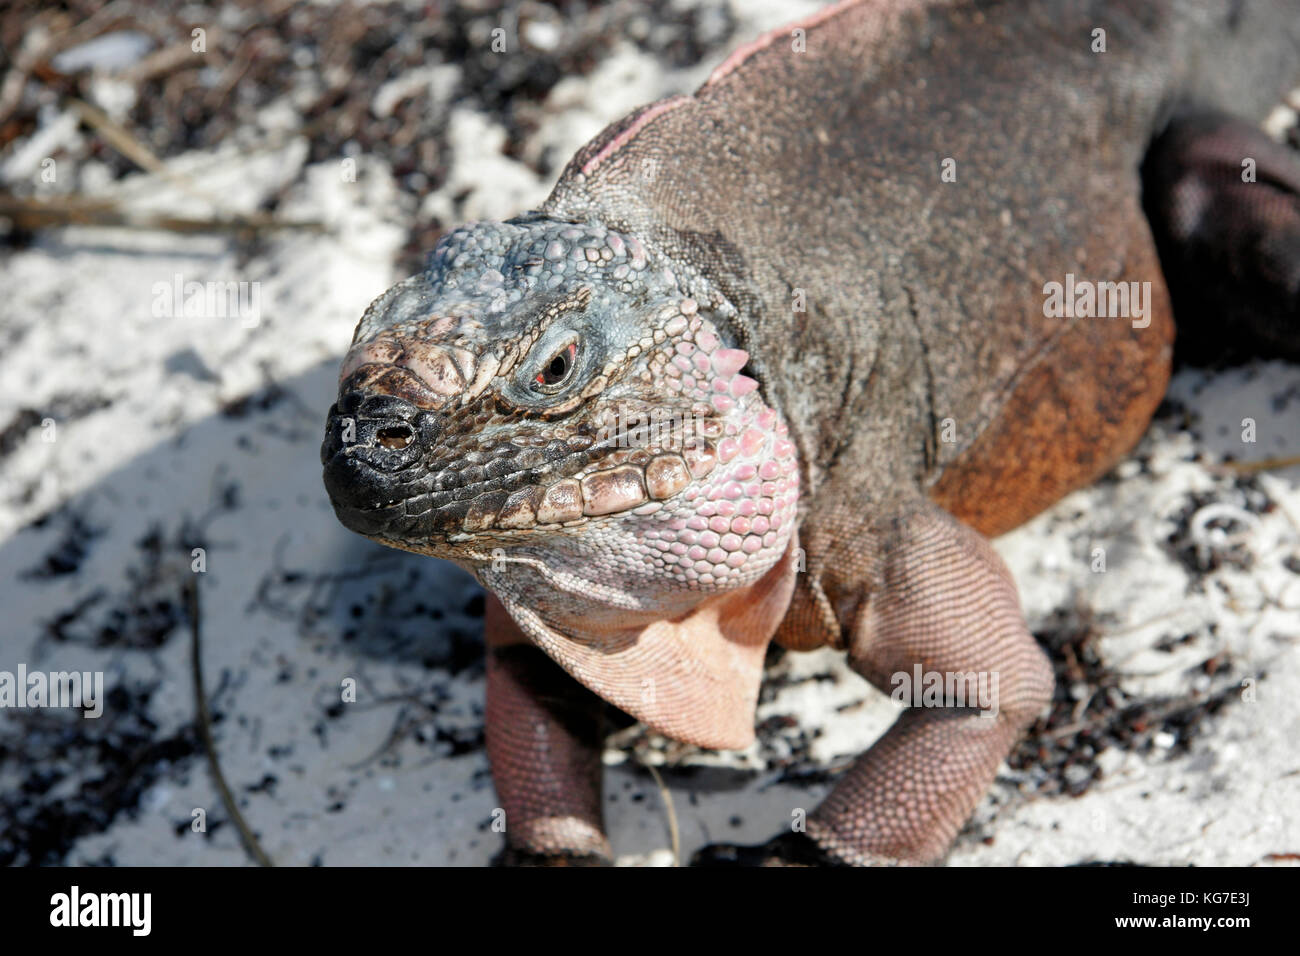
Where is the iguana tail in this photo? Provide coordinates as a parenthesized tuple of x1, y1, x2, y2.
(1141, 1, 1300, 364)
(1142, 107, 1300, 364)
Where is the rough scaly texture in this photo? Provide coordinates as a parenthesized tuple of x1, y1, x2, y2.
(323, 0, 1300, 865)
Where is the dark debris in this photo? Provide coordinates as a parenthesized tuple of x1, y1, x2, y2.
(0, 0, 738, 274)
(36, 521, 195, 650)
(0, 680, 202, 866)
(1010, 599, 1247, 799)
(1163, 477, 1272, 577)
(0, 391, 112, 463)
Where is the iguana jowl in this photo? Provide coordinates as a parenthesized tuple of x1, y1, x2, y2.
(321, 0, 1300, 865)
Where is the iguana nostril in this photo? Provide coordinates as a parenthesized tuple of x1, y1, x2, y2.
(376, 424, 414, 449)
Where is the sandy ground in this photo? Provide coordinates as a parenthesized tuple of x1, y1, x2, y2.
(1, 0, 1298, 866)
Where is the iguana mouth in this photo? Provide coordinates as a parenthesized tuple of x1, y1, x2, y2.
(321, 386, 716, 540)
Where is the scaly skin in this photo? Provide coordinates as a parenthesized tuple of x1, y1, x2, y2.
(322, 0, 1300, 865)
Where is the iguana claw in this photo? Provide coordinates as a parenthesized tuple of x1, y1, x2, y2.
(690, 832, 847, 867)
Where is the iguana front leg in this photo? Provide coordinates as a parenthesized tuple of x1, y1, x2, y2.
(697, 502, 1055, 866)
(484, 594, 612, 866)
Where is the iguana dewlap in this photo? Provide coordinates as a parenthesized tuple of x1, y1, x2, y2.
(322, 0, 1300, 865)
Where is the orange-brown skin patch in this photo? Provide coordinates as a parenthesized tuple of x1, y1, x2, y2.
(773, 232, 1176, 656)
(929, 256, 1175, 539)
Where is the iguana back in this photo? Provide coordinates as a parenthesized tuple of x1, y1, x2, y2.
(543, 0, 1300, 535)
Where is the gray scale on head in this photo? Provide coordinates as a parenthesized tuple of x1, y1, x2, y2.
(357, 219, 688, 343)
(351, 217, 751, 389)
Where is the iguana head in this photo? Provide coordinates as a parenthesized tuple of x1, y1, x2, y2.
(321, 217, 799, 746)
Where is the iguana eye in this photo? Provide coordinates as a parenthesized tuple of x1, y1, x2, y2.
(533, 341, 578, 391)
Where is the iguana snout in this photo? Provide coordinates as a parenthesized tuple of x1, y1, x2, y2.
(321, 387, 441, 537)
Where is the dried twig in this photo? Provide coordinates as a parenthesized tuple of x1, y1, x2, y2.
(643, 762, 680, 866)
(0, 195, 323, 234)
(1218, 454, 1300, 476)
(67, 96, 168, 174)
(186, 574, 274, 867)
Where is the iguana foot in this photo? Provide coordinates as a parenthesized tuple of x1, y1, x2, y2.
(484, 598, 615, 865)
(494, 846, 613, 867)
(690, 832, 850, 867)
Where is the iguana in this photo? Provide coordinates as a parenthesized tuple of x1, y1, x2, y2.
(321, 0, 1300, 865)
